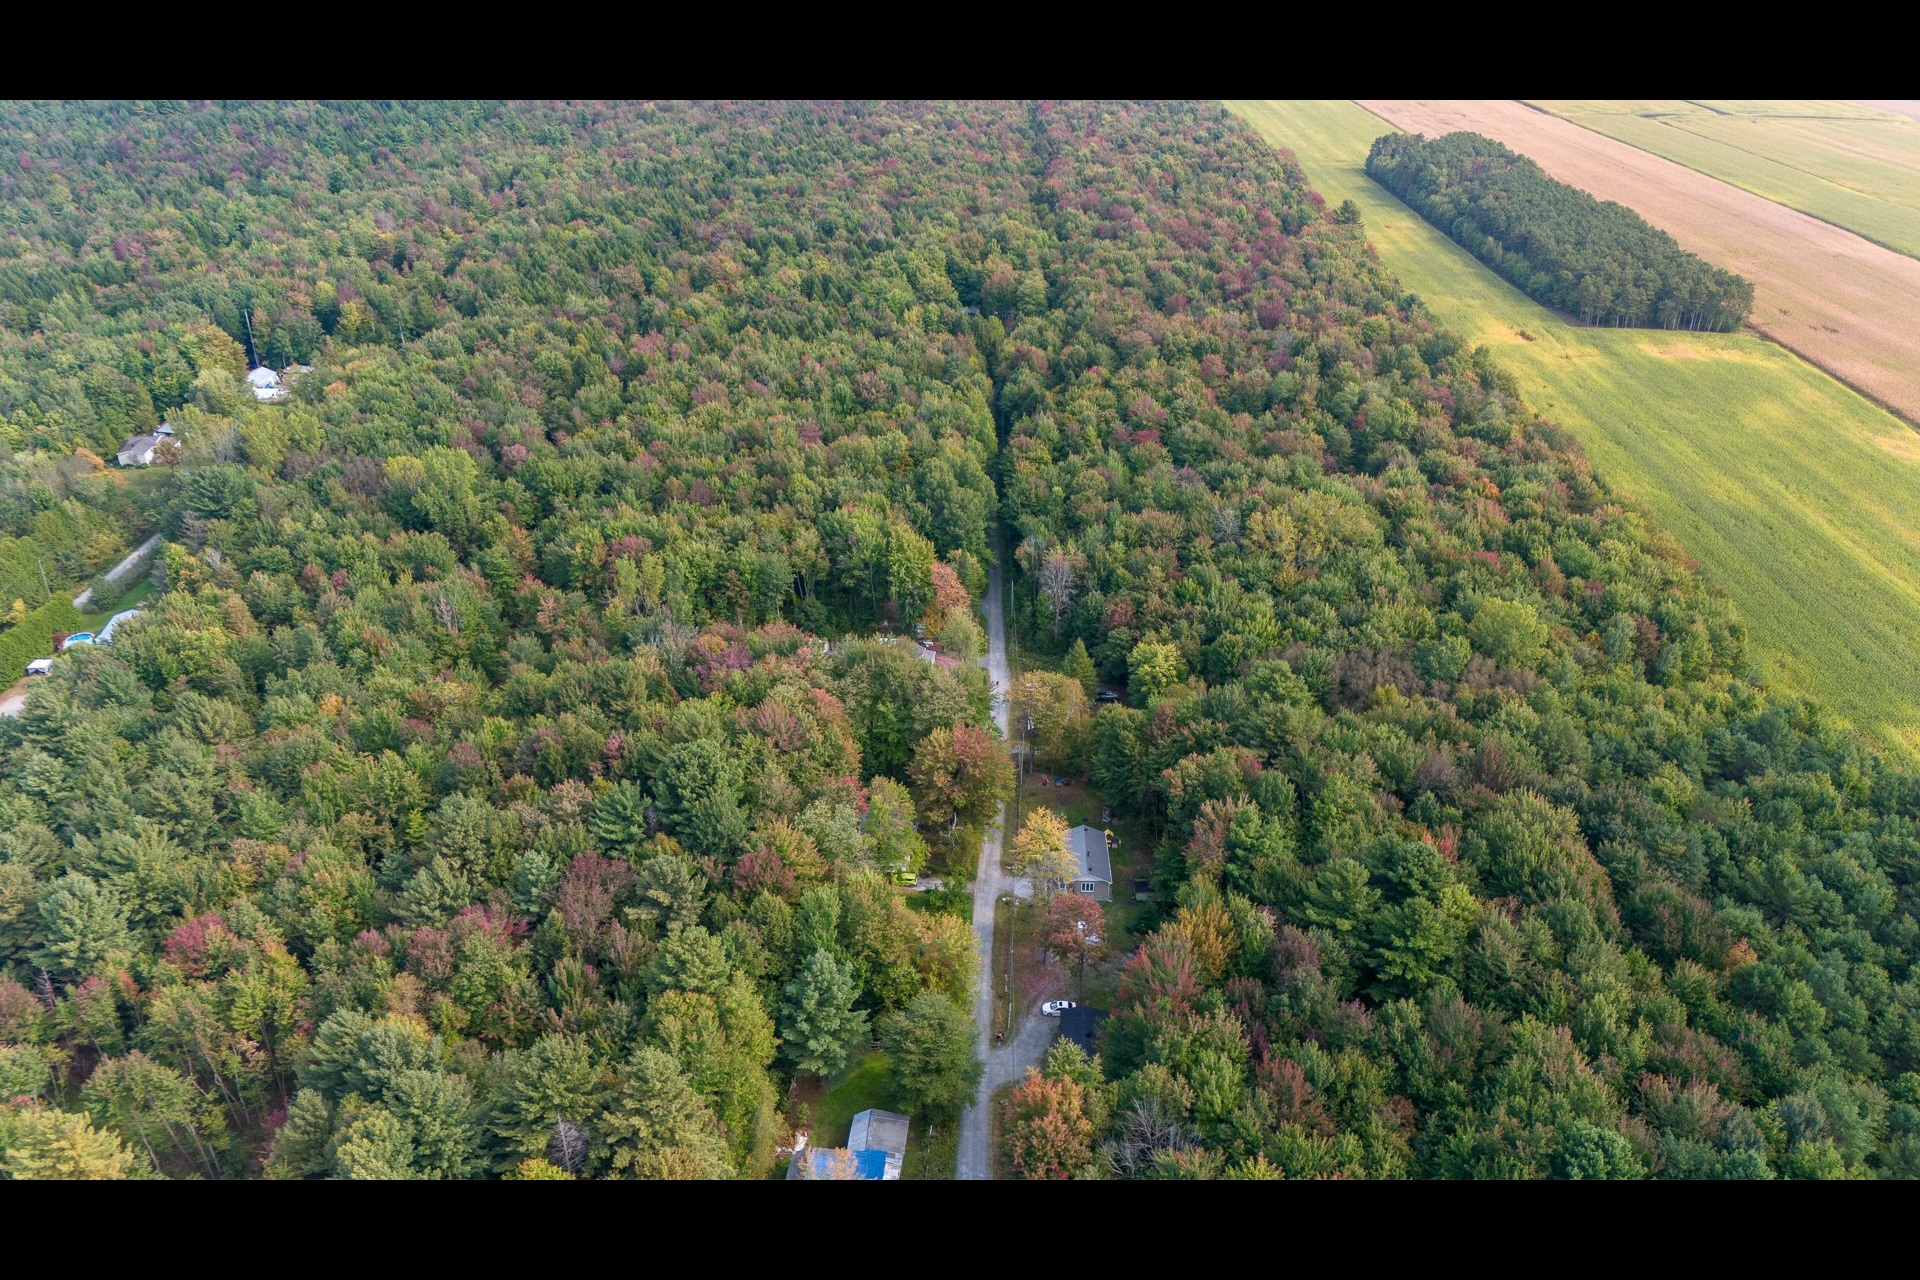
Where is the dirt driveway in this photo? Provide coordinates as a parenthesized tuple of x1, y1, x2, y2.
(0, 679, 32, 719)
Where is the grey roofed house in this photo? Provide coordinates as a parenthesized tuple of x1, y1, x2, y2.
(116, 433, 162, 467)
(1066, 825, 1113, 902)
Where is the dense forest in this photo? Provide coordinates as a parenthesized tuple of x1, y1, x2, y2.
(1, 100, 1916, 1180)
(1365, 130, 1754, 331)
(0, 100, 1017, 1179)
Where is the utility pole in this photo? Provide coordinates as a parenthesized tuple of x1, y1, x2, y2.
(1004, 892, 1015, 1039)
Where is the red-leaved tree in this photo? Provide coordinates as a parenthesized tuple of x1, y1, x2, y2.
(1006, 1068, 1094, 1180)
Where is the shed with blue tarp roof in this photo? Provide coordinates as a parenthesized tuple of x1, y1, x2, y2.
(785, 1106, 909, 1180)
(787, 1146, 889, 1180)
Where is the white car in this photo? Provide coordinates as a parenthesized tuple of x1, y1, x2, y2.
(1040, 1000, 1076, 1016)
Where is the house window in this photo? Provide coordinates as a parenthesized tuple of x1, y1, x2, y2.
(1078, 882, 1093, 891)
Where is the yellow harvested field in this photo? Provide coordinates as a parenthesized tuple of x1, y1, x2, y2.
(1543, 101, 1899, 120)
(1856, 100, 1920, 121)
(1356, 99, 1920, 427)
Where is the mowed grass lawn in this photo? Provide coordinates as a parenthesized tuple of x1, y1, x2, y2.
(1532, 100, 1920, 259)
(1226, 100, 1920, 761)
(79, 579, 155, 633)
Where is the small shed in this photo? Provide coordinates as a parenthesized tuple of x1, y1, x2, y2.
(787, 1146, 889, 1180)
(847, 1108, 908, 1180)
(1065, 825, 1113, 902)
(784, 1107, 909, 1180)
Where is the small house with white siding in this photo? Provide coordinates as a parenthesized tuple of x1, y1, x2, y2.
(116, 433, 161, 467)
(247, 366, 286, 402)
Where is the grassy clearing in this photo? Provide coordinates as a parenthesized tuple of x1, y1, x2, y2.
(1226, 100, 1920, 761)
(1355, 99, 1920, 426)
(1532, 100, 1920, 258)
(1540, 101, 1895, 121)
(797, 1051, 890, 1148)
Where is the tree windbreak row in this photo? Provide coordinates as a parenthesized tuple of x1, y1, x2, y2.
(1364, 130, 1754, 331)
(0, 100, 1915, 1182)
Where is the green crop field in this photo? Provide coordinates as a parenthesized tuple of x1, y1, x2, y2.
(1530, 100, 1920, 258)
(1535, 101, 1895, 119)
(1686, 101, 1895, 119)
(1227, 99, 1920, 761)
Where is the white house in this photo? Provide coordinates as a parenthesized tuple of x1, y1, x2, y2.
(247, 366, 285, 402)
(116, 432, 162, 467)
